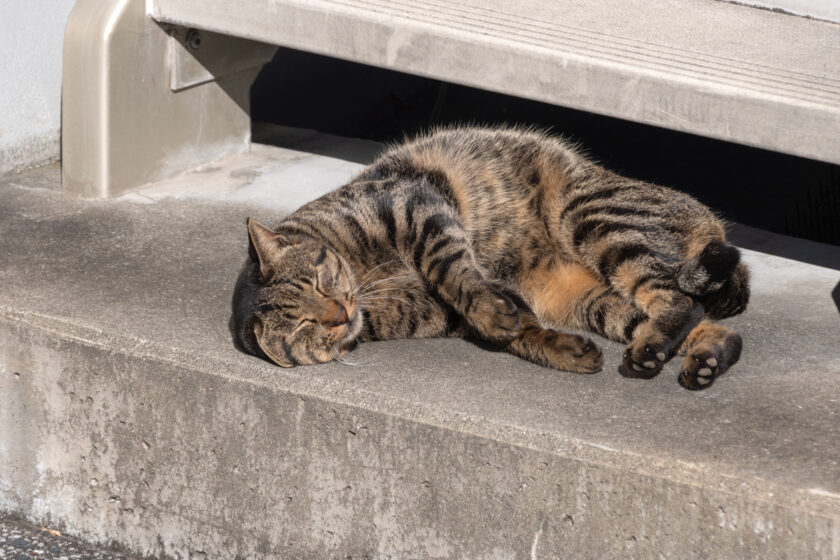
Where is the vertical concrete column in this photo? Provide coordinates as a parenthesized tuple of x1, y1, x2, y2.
(61, 0, 275, 197)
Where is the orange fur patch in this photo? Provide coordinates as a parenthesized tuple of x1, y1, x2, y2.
(684, 321, 729, 345)
(683, 217, 726, 259)
(634, 286, 673, 313)
(679, 320, 737, 354)
(522, 260, 602, 324)
(611, 265, 641, 295)
(684, 235, 716, 260)
(536, 153, 569, 195)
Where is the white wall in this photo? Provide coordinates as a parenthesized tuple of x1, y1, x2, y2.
(0, 1, 77, 176)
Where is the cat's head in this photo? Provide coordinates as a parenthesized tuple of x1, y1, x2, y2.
(239, 218, 362, 366)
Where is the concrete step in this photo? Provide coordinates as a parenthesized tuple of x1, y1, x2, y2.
(1, 128, 840, 558)
(150, 0, 840, 165)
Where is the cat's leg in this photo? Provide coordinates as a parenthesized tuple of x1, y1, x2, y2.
(525, 267, 743, 385)
(619, 283, 703, 377)
(490, 284, 603, 372)
(520, 258, 671, 374)
(522, 254, 703, 376)
(399, 204, 521, 343)
(523, 272, 647, 345)
(677, 321, 742, 390)
(560, 282, 692, 379)
(513, 261, 653, 373)
(504, 310, 604, 373)
(564, 207, 741, 376)
(532, 284, 742, 386)
(592, 247, 703, 376)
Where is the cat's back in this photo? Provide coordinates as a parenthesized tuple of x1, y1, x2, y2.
(375, 126, 582, 185)
(358, 126, 586, 225)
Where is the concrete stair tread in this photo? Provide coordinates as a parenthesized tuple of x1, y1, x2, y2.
(151, 0, 840, 164)
(2, 128, 839, 520)
(2, 130, 840, 555)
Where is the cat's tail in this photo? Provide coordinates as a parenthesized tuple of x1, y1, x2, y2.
(676, 240, 750, 319)
(676, 239, 740, 296)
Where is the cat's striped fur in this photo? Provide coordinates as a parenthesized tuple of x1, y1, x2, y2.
(233, 126, 749, 389)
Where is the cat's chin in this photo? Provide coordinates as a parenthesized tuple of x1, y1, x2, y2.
(336, 339, 359, 355)
(338, 311, 363, 349)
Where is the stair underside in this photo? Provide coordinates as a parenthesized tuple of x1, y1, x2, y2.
(152, 0, 840, 164)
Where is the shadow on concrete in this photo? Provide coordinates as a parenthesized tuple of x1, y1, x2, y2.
(252, 123, 382, 165)
(728, 224, 840, 271)
(251, 47, 840, 248)
(833, 282, 840, 315)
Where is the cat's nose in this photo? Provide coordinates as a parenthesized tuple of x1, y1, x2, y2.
(323, 301, 349, 327)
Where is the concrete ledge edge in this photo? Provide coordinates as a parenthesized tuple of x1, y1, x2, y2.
(2, 305, 837, 521)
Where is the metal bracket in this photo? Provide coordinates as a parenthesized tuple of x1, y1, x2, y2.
(167, 27, 276, 92)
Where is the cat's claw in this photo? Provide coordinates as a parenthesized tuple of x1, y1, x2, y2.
(556, 334, 603, 373)
(572, 337, 604, 373)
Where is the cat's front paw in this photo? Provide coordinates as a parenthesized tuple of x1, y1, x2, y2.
(505, 326, 603, 373)
(547, 334, 603, 373)
(468, 291, 521, 343)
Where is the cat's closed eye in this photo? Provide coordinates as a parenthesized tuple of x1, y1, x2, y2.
(294, 317, 316, 329)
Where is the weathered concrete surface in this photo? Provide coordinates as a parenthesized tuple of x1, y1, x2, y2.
(1, 130, 840, 558)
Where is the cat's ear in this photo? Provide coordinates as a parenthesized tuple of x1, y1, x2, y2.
(247, 218, 288, 277)
(249, 318, 294, 367)
(251, 317, 294, 367)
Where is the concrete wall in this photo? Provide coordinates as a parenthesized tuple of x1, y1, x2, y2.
(0, 1, 77, 176)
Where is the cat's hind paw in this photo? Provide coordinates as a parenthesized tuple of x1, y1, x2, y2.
(619, 304, 704, 379)
(619, 336, 669, 379)
(678, 354, 718, 390)
(678, 333, 742, 390)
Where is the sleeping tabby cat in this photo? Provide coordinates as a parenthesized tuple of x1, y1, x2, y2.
(232, 126, 749, 390)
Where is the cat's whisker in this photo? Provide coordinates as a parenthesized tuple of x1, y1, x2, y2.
(357, 301, 389, 308)
(330, 345, 372, 367)
(357, 274, 413, 293)
(358, 259, 397, 282)
(358, 275, 411, 297)
(360, 296, 408, 306)
(359, 287, 409, 297)
(358, 308, 389, 315)
(360, 293, 408, 300)
(357, 305, 390, 314)
(353, 259, 400, 290)
(353, 272, 395, 296)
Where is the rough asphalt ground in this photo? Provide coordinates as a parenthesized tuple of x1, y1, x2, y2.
(0, 515, 145, 559)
